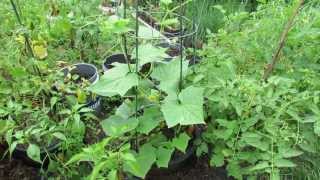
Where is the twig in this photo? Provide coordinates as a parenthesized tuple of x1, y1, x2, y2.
(262, 0, 304, 81)
(10, 0, 34, 58)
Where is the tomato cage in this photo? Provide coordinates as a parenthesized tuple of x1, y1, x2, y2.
(115, 0, 199, 151)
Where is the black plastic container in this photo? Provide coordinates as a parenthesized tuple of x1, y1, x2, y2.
(188, 55, 202, 66)
(13, 141, 60, 168)
(156, 42, 183, 62)
(103, 54, 131, 71)
(168, 125, 202, 170)
(62, 63, 101, 114)
(61, 63, 99, 84)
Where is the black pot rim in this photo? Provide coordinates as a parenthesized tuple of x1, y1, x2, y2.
(168, 125, 202, 168)
(103, 53, 131, 71)
(61, 63, 99, 84)
(14, 139, 61, 155)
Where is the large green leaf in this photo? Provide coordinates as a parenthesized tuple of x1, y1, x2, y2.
(124, 144, 156, 178)
(27, 144, 41, 163)
(101, 115, 139, 137)
(137, 107, 162, 134)
(151, 59, 188, 97)
(88, 63, 138, 97)
(241, 132, 269, 151)
(161, 86, 205, 127)
(156, 147, 174, 168)
(133, 43, 168, 66)
(171, 132, 191, 153)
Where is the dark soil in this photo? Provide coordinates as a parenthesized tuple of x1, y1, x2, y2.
(146, 156, 231, 180)
(0, 144, 39, 180)
(1, 141, 230, 180)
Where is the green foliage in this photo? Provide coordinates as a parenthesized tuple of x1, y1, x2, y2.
(190, 0, 320, 179)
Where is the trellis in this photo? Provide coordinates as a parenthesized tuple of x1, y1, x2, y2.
(119, 0, 198, 151)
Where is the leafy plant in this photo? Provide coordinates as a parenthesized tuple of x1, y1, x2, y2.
(190, 0, 320, 179)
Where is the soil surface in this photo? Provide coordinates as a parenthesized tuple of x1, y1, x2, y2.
(1, 142, 230, 180)
(146, 156, 231, 180)
(0, 143, 40, 180)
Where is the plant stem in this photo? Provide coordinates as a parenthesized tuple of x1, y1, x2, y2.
(10, 0, 34, 58)
(10, 0, 43, 79)
(262, 0, 304, 81)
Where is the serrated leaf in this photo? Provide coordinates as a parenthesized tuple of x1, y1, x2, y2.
(156, 147, 174, 168)
(151, 59, 188, 97)
(172, 132, 191, 153)
(161, 86, 205, 127)
(137, 107, 162, 134)
(88, 63, 138, 97)
(27, 144, 41, 163)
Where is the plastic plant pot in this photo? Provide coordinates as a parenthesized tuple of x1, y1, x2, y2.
(61, 63, 99, 84)
(162, 28, 186, 38)
(13, 141, 61, 168)
(62, 63, 101, 114)
(103, 54, 131, 71)
(188, 55, 202, 66)
(168, 125, 203, 170)
(155, 42, 184, 62)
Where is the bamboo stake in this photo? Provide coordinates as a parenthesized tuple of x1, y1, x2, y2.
(263, 0, 304, 81)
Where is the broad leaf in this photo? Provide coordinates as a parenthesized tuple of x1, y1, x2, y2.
(156, 147, 174, 168)
(52, 132, 67, 141)
(171, 132, 191, 153)
(151, 59, 188, 97)
(161, 86, 205, 127)
(137, 107, 162, 134)
(101, 115, 139, 137)
(88, 63, 138, 97)
(124, 144, 156, 178)
(133, 44, 168, 66)
(27, 144, 41, 163)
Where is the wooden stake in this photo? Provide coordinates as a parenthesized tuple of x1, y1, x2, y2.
(262, 0, 304, 81)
